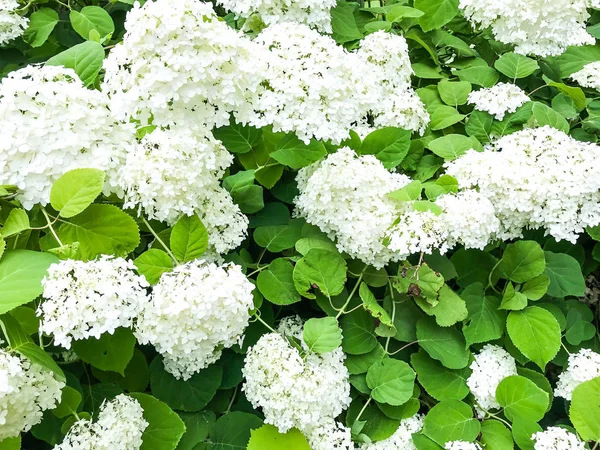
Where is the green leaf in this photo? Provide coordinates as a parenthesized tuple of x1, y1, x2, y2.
(387, 180, 423, 202)
(423, 175, 459, 201)
(359, 127, 411, 169)
(208, 412, 263, 450)
(437, 80, 471, 106)
(521, 275, 550, 301)
(47, 41, 105, 87)
(134, 249, 173, 285)
(213, 119, 262, 154)
(414, 0, 458, 32)
(548, 45, 600, 77)
(340, 308, 378, 355)
(330, 1, 362, 44)
(0, 436, 20, 450)
(303, 317, 342, 354)
(499, 282, 528, 311)
(427, 135, 481, 160)
(359, 283, 394, 328)
(506, 306, 561, 370)
(72, 328, 136, 375)
(416, 317, 470, 369)
(149, 357, 222, 412)
(570, 377, 600, 441)
(70, 6, 115, 41)
(480, 420, 514, 450)
(543, 251, 585, 298)
(422, 400, 480, 446)
(247, 425, 310, 450)
(455, 66, 500, 87)
(496, 375, 549, 422)
(465, 110, 493, 143)
(366, 359, 416, 406)
(53, 386, 82, 418)
(411, 350, 469, 401)
(416, 284, 468, 327)
(50, 168, 105, 218)
(345, 344, 386, 375)
(430, 106, 466, 130)
(512, 420, 541, 450)
(531, 102, 570, 133)
(500, 241, 545, 283)
(257, 258, 300, 306)
(23, 8, 59, 47)
(130, 393, 186, 450)
(494, 53, 539, 79)
(177, 411, 216, 450)
(462, 283, 505, 346)
(452, 249, 499, 288)
(58, 204, 140, 260)
(293, 249, 347, 299)
(254, 221, 303, 253)
(170, 215, 208, 263)
(1, 209, 30, 237)
(271, 135, 327, 169)
(0, 250, 58, 315)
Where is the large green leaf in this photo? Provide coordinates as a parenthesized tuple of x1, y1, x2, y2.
(340, 308, 378, 355)
(270, 135, 327, 169)
(414, 0, 459, 32)
(293, 249, 347, 299)
(570, 377, 600, 441)
(247, 425, 310, 450)
(130, 393, 186, 450)
(462, 283, 505, 346)
(422, 400, 480, 446)
(257, 258, 300, 306)
(366, 359, 416, 406)
(50, 168, 105, 219)
(46, 41, 105, 87)
(543, 251, 585, 298)
(303, 317, 342, 354)
(411, 350, 469, 401)
(359, 127, 411, 169)
(496, 375, 549, 422)
(500, 241, 545, 283)
(170, 215, 208, 263)
(134, 249, 173, 285)
(416, 317, 470, 369)
(494, 53, 539, 79)
(23, 8, 58, 47)
(70, 6, 115, 41)
(0, 250, 58, 315)
(208, 412, 263, 450)
(72, 328, 136, 375)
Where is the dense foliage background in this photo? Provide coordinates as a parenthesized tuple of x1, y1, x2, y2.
(2, 0, 600, 449)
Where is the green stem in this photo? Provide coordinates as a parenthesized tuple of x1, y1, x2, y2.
(335, 269, 366, 319)
(385, 279, 396, 352)
(355, 397, 372, 424)
(41, 207, 63, 247)
(141, 217, 180, 265)
(487, 259, 502, 292)
(254, 313, 276, 333)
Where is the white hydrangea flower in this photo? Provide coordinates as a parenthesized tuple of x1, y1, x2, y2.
(466, 344, 517, 413)
(135, 259, 254, 380)
(245, 23, 370, 144)
(570, 61, 600, 91)
(436, 190, 500, 250)
(459, 0, 594, 56)
(0, 350, 64, 441)
(242, 324, 351, 433)
(531, 427, 586, 450)
(102, 0, 266, 129)
(445, 442, 483, 450)
(467, 83, 530, 120)
(445, 126, 600, 242)
(0, 65, 134, 209)
(360, 415, 423, 450)
(294, 147, 412, 268)
(0, 0, 28, 45)
(591, 0, 600, 8)
(305, 420, 355, 450)
(355, 31, 429, 134)
(38, 256, 149, 350)
(555, 348, 600, 400)
(385, 209, 448, 258)
(217, 0, 336, 32)
(116, 127, 248, 253)
(54, 394, 148, 450)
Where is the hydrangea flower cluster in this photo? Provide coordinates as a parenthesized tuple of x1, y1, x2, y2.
(0, 350, 64, 440)
(135, 259, 254, 380)
(102, 0, 266, 130)
(385, 209, 448, 258)
(217, 0, 336, 32)
(466, 344, 517, 414)
(531, 427, 586, 450)
(38, 256, 149, 349)
(458, 0, 594, 56)
(242, 318, 351, 434)
(570, 61, 600, 91)
(116, 127, 248, 253)
(0, 65, 133, 209)
(295, 147, 412, 268)
(54, 394, 148, 450)
(555, 348, 600, 400)
(305, 420, 354, 450)
(0, 0, 28, 45)
(360, 415, 423, 450)
(467, 83, 530, 120)
(446, 126, 600, 242)
(444, 442, 483, 450)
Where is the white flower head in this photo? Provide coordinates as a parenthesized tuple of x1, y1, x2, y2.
(555, 348, 600, 400)
(459, 0, 594, 56)
(242, 323, 351, 433)
(135, 259, 255, 380)
(0, 65, 134, 209)
(39, 256, 150, 349)
(305, 420, 355, 450)
(570, 61, 600, 91)
(217, 0, 336, 32)
(55, 394, 148, 450)
(531, 427, 586, 450)
(466, 344, 517, 413)
(0, 350, 64, 441)
(0, 0, 28, 45)
(467, 83, 530, 120)
(360, 415, 423, 450)
(445, 126, 600, 242)
(102, 0, 267, 129)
